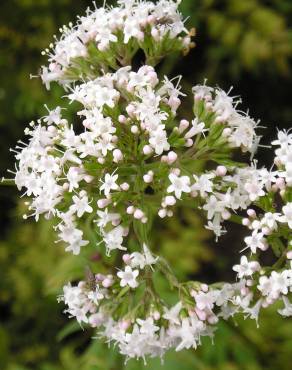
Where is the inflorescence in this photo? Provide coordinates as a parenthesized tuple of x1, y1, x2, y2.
(7, 0, 292, 363)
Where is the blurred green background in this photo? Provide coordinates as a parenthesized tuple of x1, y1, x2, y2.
(1, 0, 292, 369)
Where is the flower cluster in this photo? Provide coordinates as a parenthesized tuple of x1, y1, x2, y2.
(7, 0, 292, 363)
(41, 0, 193, 88)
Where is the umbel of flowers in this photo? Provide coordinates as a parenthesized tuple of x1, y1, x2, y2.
(7, 0, 292, 362)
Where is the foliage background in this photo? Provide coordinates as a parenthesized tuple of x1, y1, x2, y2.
(0, 0, 292, 369)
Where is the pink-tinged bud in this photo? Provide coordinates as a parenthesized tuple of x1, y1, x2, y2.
(172, 168, 181, 176)
(143, 145, 153, 155)
(246, 279, 253, 287)
(151, 28, 160, 40)
(131, 125, 139, 134)
(123, 227, 129, 237)
(216, 165, 227, 177)
(215, 115, 224, 123)
(153, 311, 160, 320)
(247, 209, 256, 218)
(241, 287, 249, 296)
(179, 119, 189, 133)
(141, 216, 148, 224)
(126, 104, 135, 117)
(118, 115, 127, 124)
(169, 96, 181, 111)
(274, 157, 282, 167)
(147, 15, 155, 24)
(112, 218, 120, 227)
(63, 182, 69, 190)
(84, 175, 94, 183)
(242, 218, 250, 226)
(205, 102, 213, 110)
(122, 254, 131, 264)
(137, 31, 144, 41)
(148, 71, 158, 85)
(158, 209, 167, 218)
(185, 138, 193, 147)
(134, 209, 144, 219)
(102, 278, 113, 288)
(95, 273, 105, 282)
(113, 149, 123, 163)
(126, 84, 134, 93)
(167, 210, 173, 217)
(161, 155, 168, 163)
(287, 251, 292, 259)
(183, 36, 191, 47)
(222, 210, 231, 220)
(119, 320, 131, 330)
(120, 182, 129, 191)
(251, 220, 260, 229)
(98, 157, 105, 164)
(143, 174, 153, 183)
(167, 151, 178, 164)
(260, 242, 269, 251)
(165, 196, 176, 206)
(126, 206, 135, 214)
(276, 177, 285, 190)
(201, 284, 209, 292)
(97, 198, 111, 208)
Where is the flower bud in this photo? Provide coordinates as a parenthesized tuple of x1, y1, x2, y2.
(133, 209, 144, 219)
(143, 145, 153, 155)
(215, 165, 227, 177)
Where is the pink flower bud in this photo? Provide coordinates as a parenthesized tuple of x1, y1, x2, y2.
(158, 209, 167, 218)
(113, 149, 123, 163)
(126, 206, 135, 214)
(215, 165, 227, 177)
(167, 151, 177, 164)
(97, 198, 111, 208)
(134, 209, 144, 219)
(165, 195, 176, 206)
(131, 125, 139, 134)
(247, 209, 256, 218)
(143, 145, 153, 155)
(122, 254, 131, 264)
(118, 115, 127, 124)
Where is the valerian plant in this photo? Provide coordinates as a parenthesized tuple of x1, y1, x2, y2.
(4, 0, 292, 363)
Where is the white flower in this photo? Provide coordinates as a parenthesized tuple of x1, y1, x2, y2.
(130, 244, 158, 269)
(278, 296, 292, 317)
(103, 225, 126, 255)
(167, 173, 191, 199)
(233, 255, 260, 278)
(117, 266, 139, 288)
(184, 118, 207, 139)
(136, 317, 159, 335)
(244, 230, 266, 254)
(244, 180, 265, 201)
(192, 173, 215, 198)
(70, 193, 93, 217)
(162, 302, 182, 325)
(149, 128, 170, 155)
(88, 288, 104, 304)
(258, 271, 290, 301)
(100, 172, 119, 196)
(194, 291, 217, 311)
(280, 203, 292, 228)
